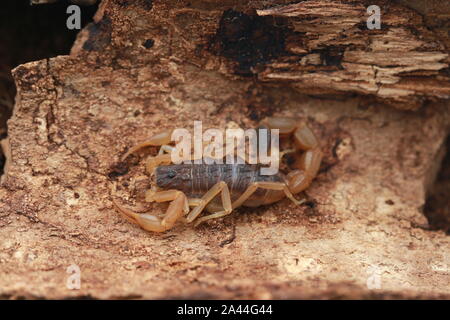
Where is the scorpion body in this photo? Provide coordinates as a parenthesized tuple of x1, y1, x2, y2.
(156, 163, 286, 208)
(113, 117, 323, 232)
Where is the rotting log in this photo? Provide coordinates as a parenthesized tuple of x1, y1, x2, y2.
(0, 0, 449, 299)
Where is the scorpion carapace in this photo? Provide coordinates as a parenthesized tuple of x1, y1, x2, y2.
(112, 117, 323, 232)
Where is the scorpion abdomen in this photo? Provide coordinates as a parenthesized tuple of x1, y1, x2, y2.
(156, 162, 284, 203)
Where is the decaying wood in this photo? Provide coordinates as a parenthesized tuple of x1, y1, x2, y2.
(253, 1, 450, 109)
(0, 0, 449, 299)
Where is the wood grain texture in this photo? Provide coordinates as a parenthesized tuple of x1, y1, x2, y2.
(253, 1, 450, 109)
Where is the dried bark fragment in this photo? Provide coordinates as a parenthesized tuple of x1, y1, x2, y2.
(251, 1, 450, 109)
(0, 0, 449, 300)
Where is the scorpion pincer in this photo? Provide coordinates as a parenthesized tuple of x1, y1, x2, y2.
(112, 117, 322, 233)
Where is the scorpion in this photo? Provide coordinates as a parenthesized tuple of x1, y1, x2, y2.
(112, 117, 322, 233)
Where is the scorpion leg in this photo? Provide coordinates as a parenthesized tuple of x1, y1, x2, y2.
(188, 198, 203, 207)
(185, 181, 232, 224)
(287, 131, 322, 194)
(286, 149, 322, 193)
(264, 117, 323, 194)
(194, 210, 233, 226)
(194, 199, 239, 226)
(121, 129, 174, 161)
(146, 146, 211, 174)
(145, 136, 218, 173)
(232, 181, 303, 209)
(113, 190, 189, 233)
(263, 117, 319, 150)
(146, 153, 173, 174)
(262, 117, 298, 135)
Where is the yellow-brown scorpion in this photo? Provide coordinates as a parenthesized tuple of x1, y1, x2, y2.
(113, 117, 322, 232)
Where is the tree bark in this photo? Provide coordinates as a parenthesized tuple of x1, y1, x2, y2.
(0, 0, 449, 299)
